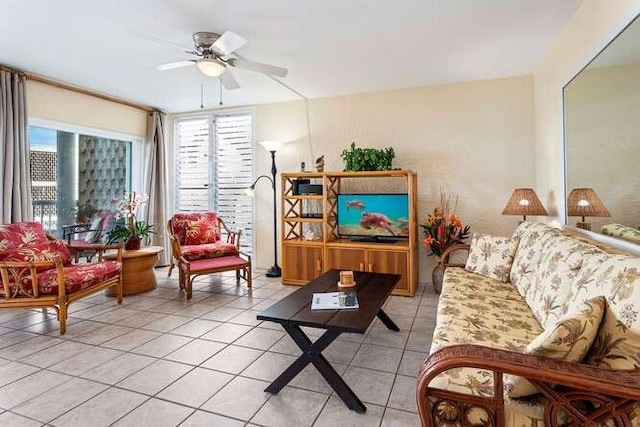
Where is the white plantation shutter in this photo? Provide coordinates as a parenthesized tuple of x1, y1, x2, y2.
(214, 113, 253, 253)
(175, 112, 253, 254)
(175, 117, 211, 211)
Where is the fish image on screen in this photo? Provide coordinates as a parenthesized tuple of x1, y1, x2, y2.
(337, 194, 410, 239)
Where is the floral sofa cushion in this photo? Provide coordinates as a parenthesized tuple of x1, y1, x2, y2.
(585, 255, 640, 369)
(505, 296, 606, 397)
(170, 212, 221, 245)
(464, 234, 519, 282)
(527, 234, 604, 329)
(509, 222, 560, 298)
(0, 261, 121, 297)
(180, 242, 238, 261)
(0, 222, 48, 252)
(0, 240, 72, 272)
(602, 223, 640, 245)
(430, 268, 543, 398)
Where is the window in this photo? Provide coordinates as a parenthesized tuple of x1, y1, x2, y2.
(175, 111, 253, 253)
(29, 125, 132, 235)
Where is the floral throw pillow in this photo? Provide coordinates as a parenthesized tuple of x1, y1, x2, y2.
(505, 296, 606, 398)
(1, 240, 72, 272)
(184, 219, 220, 245)
(464, 234, 519, 282)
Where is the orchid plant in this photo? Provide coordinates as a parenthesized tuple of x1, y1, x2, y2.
(106, 192, 153, 246)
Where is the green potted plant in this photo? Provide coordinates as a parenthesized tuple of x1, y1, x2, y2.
(340, 142, 396, 171)
(106, 192, 154, 250)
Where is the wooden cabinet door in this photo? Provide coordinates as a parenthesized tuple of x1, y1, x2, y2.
(366, 250, 409, 293)
(325, 247, 366, 272)
(282, 245, 323, 283)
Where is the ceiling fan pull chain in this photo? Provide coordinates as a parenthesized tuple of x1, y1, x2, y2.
(200, 83, 204, 109)
(219, 79, 224, 106)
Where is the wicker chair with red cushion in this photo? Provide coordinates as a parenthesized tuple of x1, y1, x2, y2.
(167, 212, 251, 299)
(0, 222, 123, 334)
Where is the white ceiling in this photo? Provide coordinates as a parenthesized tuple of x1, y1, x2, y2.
(0, 0, 581, 113)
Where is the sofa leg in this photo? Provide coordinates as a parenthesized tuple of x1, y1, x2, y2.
(247, 266, 252, 288)
(58, 304, 68, 335)
(236, 269, 240, 283)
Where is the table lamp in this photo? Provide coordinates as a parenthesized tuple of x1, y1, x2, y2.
(502, 188, 548, 221)
(567, 188, 610, 231)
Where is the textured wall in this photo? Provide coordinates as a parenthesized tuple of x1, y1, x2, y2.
(27, 80, 147, 137)
(253, 75, 536, 280)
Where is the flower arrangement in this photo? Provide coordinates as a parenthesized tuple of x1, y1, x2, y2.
(420, 192, 471, 258)
(106, 192, 153, 249)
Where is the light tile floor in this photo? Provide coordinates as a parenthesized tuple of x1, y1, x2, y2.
(0, 268, 437, 426)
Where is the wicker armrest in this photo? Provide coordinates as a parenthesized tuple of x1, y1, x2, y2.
(417, 344, 640, 426)
(440, 244, 470, 270)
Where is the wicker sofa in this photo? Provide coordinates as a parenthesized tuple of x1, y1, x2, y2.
(417, 221, 640, 426)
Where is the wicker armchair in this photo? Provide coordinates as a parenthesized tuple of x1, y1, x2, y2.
(0, 222, 123, 334)
(167, 212, 251, 299)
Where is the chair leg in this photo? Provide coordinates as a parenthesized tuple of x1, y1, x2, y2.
(116, 282, 123, 304)
(58, 303, 68, 335)
(186, 276, 193, 300)
(236, 269, 240, 284)
(168, 259, 174, 277)
(247, 266, 253, 288)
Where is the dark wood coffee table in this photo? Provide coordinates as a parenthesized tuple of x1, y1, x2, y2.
(257, 269, 400, 413)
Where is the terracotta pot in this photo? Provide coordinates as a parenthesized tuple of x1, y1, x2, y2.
(125, 237, 141, 250)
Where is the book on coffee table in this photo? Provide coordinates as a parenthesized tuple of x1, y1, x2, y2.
(311, 291, 359, 310)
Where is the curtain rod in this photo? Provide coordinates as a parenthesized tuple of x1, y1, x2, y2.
(1, 64, 157, 113)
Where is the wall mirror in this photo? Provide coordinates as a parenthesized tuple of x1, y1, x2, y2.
(563, 13, 640, 245)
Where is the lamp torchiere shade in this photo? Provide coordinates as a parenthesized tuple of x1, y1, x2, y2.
(502, 188, 549, 221)
(567, 188, 611, 230)
(259, 140, 285, 153)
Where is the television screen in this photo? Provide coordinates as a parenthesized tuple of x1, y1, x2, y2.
(337, 194, 410, 238)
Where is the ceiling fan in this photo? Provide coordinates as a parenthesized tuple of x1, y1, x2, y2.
(156, 31, 288, 90)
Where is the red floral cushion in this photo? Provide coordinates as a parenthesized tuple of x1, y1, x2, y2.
(181, 242, 238, 261)
(170, 213, 221, 245)
(0, 222, 48, 252)
(0, 261, 121, 297)
(0, 240, 72, 271)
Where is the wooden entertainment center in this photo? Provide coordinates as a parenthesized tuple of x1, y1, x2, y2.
(280, 170, 418, 296)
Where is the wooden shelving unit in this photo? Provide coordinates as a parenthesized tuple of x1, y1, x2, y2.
(280, 170, 418, 296)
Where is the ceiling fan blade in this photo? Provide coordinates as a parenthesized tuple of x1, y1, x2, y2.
(157, 60, 196, 71)
(131, 30, 196, 54)
(220, 69, 241, 90)
(231, 57, 288, 78)
(211, 31, 247, 56)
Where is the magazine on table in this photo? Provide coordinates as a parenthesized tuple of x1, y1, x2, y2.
(311, 291, 359, 310)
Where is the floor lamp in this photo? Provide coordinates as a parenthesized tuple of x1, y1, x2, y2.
(245, 140, 285, 277)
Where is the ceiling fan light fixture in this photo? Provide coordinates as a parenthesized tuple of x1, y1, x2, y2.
(197, 59, 225, 77)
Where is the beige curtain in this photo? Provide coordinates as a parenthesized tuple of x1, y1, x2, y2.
(0, 69, 32, 223)
(144, 110, 169, 265)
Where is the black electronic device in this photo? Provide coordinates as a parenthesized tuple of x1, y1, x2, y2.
(299, 183, 323, 195)
(292, 179, 310, 195)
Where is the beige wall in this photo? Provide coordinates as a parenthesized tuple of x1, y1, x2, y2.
(27, 80, 148, 137)
(534, 0, 640, 225)
(253, 75, 536, 280)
